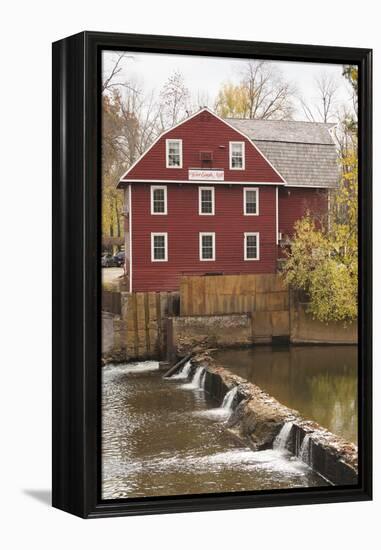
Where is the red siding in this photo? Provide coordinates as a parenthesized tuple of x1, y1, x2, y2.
(123, 110, 284, 184)
(131, 183, 278, 291)
(121, 110, 330, 291)
(278, 187, 328, 239)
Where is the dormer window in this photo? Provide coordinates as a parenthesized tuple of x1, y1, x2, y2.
(229, 141, 245, 170)
(166, 139, 183, 168)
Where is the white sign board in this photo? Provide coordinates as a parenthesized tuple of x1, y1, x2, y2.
(188, 169, 224, 181)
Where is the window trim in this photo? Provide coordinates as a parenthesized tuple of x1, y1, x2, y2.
(244, 232, 260, 261)
(243, 187, 259, 216)
(151, 232, 168, 262)
(166, 139, 183, 169)
(150, 185, 168, 215)
(198, 186, 215, 216)
(199, 232, 216, 262)
(229, 141, 245, 170)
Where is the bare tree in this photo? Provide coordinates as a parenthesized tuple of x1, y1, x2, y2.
(158, 71, 191, 129)
(191, 89, 213, 111)
(215, 61, 295, 120)
(102, 52, 138, 95)
(299, 72, 339, 123)
(243, 61, 295, 119)
(117, 87, 161, 165)
(331, 105, 357, 161)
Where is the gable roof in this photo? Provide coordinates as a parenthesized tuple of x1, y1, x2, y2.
(119, 107, 286, 185)
(227, 118, 339, 188)
(117, 108, 339, 189)
(252, 141, 339, 188)
(226, 118, 336, 145)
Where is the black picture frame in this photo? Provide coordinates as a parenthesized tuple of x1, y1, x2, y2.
(52, 31, 372, 519)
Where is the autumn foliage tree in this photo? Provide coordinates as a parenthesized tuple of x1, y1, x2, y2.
(102, 88, 164, 247)
(283, 64, 358, 323)
(102, 92, 126, 245)
(102, 56, 170, 248)
(215, 61, 295, 119)
(283, 145, 358, 323)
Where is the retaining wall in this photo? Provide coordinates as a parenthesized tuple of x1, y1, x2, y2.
(168, 310, 291, 357)
(290, 296, 358, 344)
(102, 273, 357, 362)
(102, 291, 179, 362)
(167, 314, 252, 360)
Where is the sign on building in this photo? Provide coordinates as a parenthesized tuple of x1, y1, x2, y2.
(188, 169, 224, 181)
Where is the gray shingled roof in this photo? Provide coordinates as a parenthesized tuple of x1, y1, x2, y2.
(227, 118, 339, 188)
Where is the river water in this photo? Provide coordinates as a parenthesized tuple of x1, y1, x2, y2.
(102, 361, 327, 500)
(214, 345, 358, 443)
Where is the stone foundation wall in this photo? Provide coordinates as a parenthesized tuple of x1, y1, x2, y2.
(102, 312, 128, 364)
(169, 310, 291, 357)
(167, 303, 357, 356)
(290, 297, 358, 344)
(102, 312, 114, 354)
(169, 314, 252, 359)
(102, 291, 179, 363)
(251, 309, 290, 343)
(103, 276, 358, 363)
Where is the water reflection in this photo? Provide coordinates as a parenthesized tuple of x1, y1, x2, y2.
(214, 346, 358, 443)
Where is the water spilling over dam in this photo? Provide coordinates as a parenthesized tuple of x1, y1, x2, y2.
(102, 359, 330, 500)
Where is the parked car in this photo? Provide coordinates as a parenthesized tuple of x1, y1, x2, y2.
(101, 253, 117, 267)
(112, 251, 125, 267)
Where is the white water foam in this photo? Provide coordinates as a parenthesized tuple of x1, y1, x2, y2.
(192, 367, 204, 388)
(181, 366, 205, 390)
(106, 448, 312, 477)
(103, 361, 159, 380)
(198, 449, 310, 475)
(195, 386, 238, 420)
(221, 386, 238, 412)
(170, 360, 192, 380)
(298, 434, 312, 464)
(200, 370, 206, 390)
(273, 421, 294, 451)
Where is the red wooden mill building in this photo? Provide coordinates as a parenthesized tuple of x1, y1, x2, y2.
(117, 108, 338, 292)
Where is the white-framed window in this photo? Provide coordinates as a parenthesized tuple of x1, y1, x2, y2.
(229, 141, 245, 170)
(166, 139, 183, 168)
(244, 232, 260, 261)
(243, 187, 259, 215)
(198, 186, 215, 215)
(151, 232, 168, 262)
(199, 232, 216, 261)
(150, 185, 167, 215)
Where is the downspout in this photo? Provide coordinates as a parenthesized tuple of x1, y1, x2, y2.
(275, 186, 279, 246)
(128, 185, 132, 293)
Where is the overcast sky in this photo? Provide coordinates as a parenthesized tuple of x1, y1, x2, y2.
(103, 50, 355, 121)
